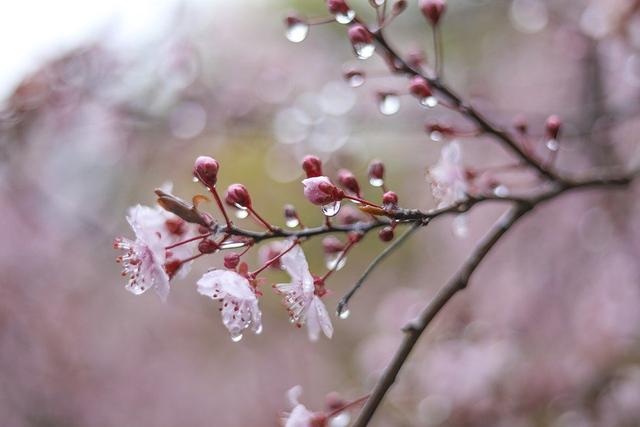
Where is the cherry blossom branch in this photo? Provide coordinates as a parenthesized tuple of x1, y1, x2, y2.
(350, 168, 639, 426)
(368, 29, 560, 182)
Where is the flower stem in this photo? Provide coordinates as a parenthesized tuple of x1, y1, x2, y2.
(248, 207, 275, 232)
(165, 233, 212, 250)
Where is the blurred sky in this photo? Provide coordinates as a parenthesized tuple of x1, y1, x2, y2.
(0, 0, 227, 101)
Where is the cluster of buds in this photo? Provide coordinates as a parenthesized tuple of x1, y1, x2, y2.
(114, 154, 406, 343)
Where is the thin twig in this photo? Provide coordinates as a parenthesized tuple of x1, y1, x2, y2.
(336, 222, 424, 316)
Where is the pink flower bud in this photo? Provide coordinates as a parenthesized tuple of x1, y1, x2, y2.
(337, 169, 361, 195)
(368, 159, 385, 183)
(409, 76, 433, 99)
(419, 0, 447, 26)
(545, 115, 561, 139)
(379, 226, 394, 242)
(198, 238, 219, 254)
(382, 191, 399, 209)
(225, 184, 252, 208)
(392, 0, 408, 15)
(224, 253, 241, 269)
(193, 156, 219, 187)
(322, 236, 345, 254)
(284, 204, 297, 219)
(302, 176, 345, 206)
(325, 392, 347, 411)
(407, 50, 426, 69)
(513, 115, 528, 134)
(302, 155, 323, 178)
(348, 24, 373, 46)
(327, 0, 350, 15)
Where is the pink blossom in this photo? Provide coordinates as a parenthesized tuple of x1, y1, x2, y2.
(275, 244, 333, 341)
(114, 204, 199, 301)
(302, 176, 344, 206)
(197, 270, 262, 340)
(428, 142, 468, 208)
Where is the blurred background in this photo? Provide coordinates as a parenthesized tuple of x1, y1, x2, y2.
(2, 0, 640, 426)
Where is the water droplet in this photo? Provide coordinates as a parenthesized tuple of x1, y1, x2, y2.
(493, 185, 510, 197)
(219, 241, 247, 250)
(286, 21, 309, 43)
(192, 176, 199, 183)
(235, 208, 249, 219)
(326, 253, 347, 271)
(430, 130, 443, 142)
(339, 308, 350, 319)
(285, 217, 300, 228)
(336, 9, 356, 24)
(230, 332, 243, 342)
(378, 93, 400, 115)
(321, 201, 341, 217)
(420, 96, 438, 108)
(546, 138, 559, 151)
(330, 412, 351, 427)
(453, 215, 468, 238)
(353, 43, 375, 60)
(255, 324, 263, 335)
(372, 0, 385, 6)
(369, 177, 384, 187)
(347, 73, 365, 88)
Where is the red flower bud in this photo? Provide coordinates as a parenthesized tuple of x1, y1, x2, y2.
(302, 177, 345, 206)
(368, 159, 385, 186)
(302, 155, 323, 178)
(348, 24, 373, 46)
(198, 238, 219, 254)
(327, 0, 350, 15)
(337, 169, 361, 195)
(382, 191, 399, 209)
(409, 76, 433, 99)
(379, 226, 394, 242)
(513, 115, 528, 134)
(322, 236, 345, 254)
(545, 115, 561, 139)
(392, 0, 408, 15)
(225, 183, 252, 208)
(420, 0, 447, 26)
(193, 156, 219, 187)
(224, 253, 241, 269)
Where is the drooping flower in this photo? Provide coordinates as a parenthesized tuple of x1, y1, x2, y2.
(281, 386, 327, 427)
(197, 269, 262, 341)
(275, 244, 333, 341)
(114, 197, 202, 300)
(428, 141, 468, 208)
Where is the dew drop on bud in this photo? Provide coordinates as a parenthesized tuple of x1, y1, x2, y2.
(325, 253, 347, 271)
(353, 42, 375, 60)
(339, 308, 351, 319)
(321, 200, 341, 217)
(219, 241, 248, 250)
(430, 130, 443, 142)
(493, 184, 510, 197)
(336, 9, 356, 24)
(192, 176, 199, 183)
(369, 177, 384, 187)
(546, 139, 559, 151)
(286, 21, 309, 43)
(285, 217, 300, 228)
(378, 93, 400, 116)
(255, 324, 263, 335)
(234, 208, 249, 219)
(230, 332, 243, 342)
(420, 96, 438, 108)
(453, 214, 468, 238)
